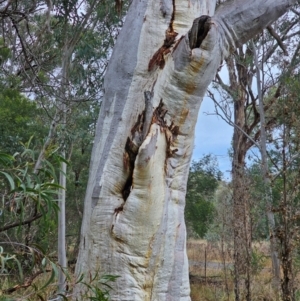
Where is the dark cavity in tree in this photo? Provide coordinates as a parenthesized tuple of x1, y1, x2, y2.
(188, 15, 211, 49)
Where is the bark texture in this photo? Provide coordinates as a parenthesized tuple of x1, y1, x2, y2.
(224, 53, 252, 301)
(75, 0, 296, 300)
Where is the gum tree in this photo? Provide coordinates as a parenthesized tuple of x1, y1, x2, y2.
(75, 0, 297, 300)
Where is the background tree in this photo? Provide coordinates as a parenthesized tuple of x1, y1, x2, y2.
(185, 155, 221, 238)
(0, 88, 46, 153)
(208, 7, 300, 298)
(268, 74, 300, 301)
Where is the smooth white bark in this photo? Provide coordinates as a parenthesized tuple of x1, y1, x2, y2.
(75, 0, 296, 300)
(58, 54, 69, 297)
(58, 155, 67, 295)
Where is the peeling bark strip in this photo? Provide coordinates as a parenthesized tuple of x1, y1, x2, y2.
(148, 0, 177, 71)
(148, 32, 178, 71)
(188, 15, 211, 49)
(152, 100, 179, 157)
(152, 99, 168, 125)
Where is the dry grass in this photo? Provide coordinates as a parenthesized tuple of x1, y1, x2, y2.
(188, 239, 233, 301)
(187, 239, 233, 264)
(187, 239, 300, 301)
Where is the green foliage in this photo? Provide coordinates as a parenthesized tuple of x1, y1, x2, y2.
(0, 145, 69, 299)
(0, 296, 14, 301)
(0, 89, 46, 153)
(0, 246, 24, 282)
(0, 242, 68, 300)
(0, 0, 129, 299)
(0, 141, 62, 262)
(245, 71, 300, 300)
(296, 290, 300, 301)
(0, 38, 10, 64)
(246, 163, 270, 240)
(205, 182, 233, 243)
(251, 248, 266, 274)
(76, 274, 119, 301)
(185, 155, 222, 238)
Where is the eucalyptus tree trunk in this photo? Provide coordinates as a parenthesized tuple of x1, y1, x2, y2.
(75, 0, 296, 300)
(253, 42, 281, 290)
(58, 151, 67, 295)
(224, 52, 253, 301)
(232, 114, 252, 301)
(58, 47, 72, 297)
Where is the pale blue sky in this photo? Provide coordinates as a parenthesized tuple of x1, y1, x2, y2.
(192, 96, 233, 181)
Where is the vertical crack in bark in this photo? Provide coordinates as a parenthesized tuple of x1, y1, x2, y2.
(170, 0, 176, 31)
(119, 97, 179, 206)
(148, 0, 177, 71)
(121, 135, 141, 203)
(120, 92, 153, 204)
(142, 91, 154, 139)
(188, 15, 211, 49)
(122, 137, 139, 201)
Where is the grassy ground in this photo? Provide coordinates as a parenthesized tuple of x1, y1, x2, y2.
(187, 239, 300, 301)
(4, 239, 300, 300)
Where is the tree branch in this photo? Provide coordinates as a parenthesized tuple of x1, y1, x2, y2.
(0, 213, 43, 232)
(207, 90, 261, 150)
(2, 269, 51, 294)
(266, 25, 288, 55)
